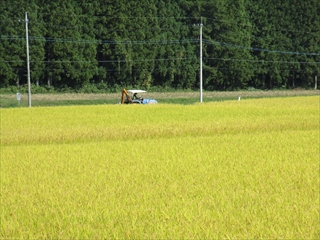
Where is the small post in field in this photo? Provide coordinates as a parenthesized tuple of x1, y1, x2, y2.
(315, 76, 317, 90)
(17, 92, 21, 106)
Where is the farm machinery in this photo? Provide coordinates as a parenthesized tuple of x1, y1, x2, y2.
(120, 89, 158, 104)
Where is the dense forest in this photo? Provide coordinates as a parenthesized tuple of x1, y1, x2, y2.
(0, 0, 319, 92)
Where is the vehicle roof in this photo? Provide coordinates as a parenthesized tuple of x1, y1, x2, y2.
(127, 90, 147, 94)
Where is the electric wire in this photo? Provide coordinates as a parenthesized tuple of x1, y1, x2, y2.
(1, 35, 319, 56)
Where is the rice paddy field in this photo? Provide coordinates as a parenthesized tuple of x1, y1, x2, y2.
(1, 96, 319, 239)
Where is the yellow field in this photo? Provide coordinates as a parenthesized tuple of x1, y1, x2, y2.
(1, 96, 319, 239)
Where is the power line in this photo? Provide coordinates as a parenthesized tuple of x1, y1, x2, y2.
(204, 58, 320, 64)
(204, 40, 320, 56)
(2, 14, 319, 35)
(38, 23, 191, 33)
(0, 58, 195, 64)
(2, 35, 319, 56)
(9, 66, 313, 74)
(205, 17, 320, 34)
(1, 35, 199, 45)
(2, 57, 319, 65)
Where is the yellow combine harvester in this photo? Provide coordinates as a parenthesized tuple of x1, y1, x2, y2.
(120, 89, 158, 104)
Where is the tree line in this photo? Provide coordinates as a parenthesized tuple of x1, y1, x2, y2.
(0, 0, 319, 92)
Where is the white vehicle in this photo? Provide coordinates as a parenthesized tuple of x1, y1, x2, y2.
(120, 89, 158, 104)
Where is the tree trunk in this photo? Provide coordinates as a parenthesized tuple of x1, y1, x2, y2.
(16, 70, 19, 88)
(292, 74, 295, 89)
(47, 76, 52, 87)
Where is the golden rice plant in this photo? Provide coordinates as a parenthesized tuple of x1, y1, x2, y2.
(1, 96, 319, 239)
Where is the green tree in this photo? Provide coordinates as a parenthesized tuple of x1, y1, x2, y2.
(42, 0, 97, 89)
(153, 0, 198, 89)
(1, 0, 319, 91)
(286, 0, 320, 88)
(0, 0, 28, 88)
(200, 0, 254, 90)
(249, 0, 320, 89)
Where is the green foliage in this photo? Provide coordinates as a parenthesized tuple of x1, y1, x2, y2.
(0, 0, 319, 91)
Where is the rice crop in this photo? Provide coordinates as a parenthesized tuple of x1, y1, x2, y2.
(1, 96, 319, 239)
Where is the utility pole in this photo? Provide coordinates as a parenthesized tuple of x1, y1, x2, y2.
(19, 13, 31, 107)
(25, 12, 31, 107)
(199, 17, 203, 103)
